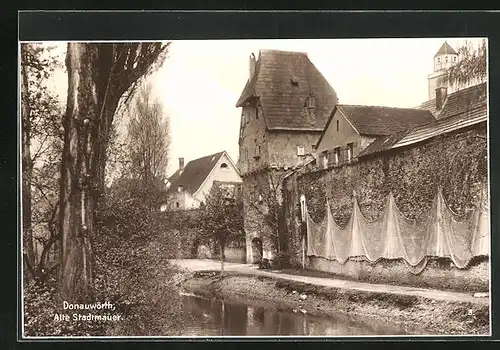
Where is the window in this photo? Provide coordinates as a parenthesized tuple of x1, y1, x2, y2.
(306, 95, 316, 109)
(297, 146, 305, 156)
(347, 142, 354, 161)
(256, 107, 259, 119)
(176, 202, 180, 208)
(321, 151, 328, 169)
(254, 145, 261, 158)
(290, 78, 299, 86)
(336, 120, 339, 132)
(454, 56, 457, 62)
(437, 57, 440, 63)
(334, 147, 340, 165)
(220, 162, 228, 169)
(178, 185, 183, 192)
(445, 55, 448, 63)
(300, 194, 306, 221)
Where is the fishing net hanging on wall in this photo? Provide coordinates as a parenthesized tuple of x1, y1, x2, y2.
(305, 186, 489, 273)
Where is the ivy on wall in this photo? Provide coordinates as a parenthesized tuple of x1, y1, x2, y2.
(296, 124, 487, 226)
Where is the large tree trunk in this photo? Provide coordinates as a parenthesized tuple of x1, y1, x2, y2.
(59, 43, 99, 302)
(59, 42, 168, 301)
(21, 47, 35, 272)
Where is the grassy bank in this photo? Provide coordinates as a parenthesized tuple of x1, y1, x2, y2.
(181, 271, 490, 336)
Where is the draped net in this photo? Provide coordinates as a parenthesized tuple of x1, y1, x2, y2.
(306, 186, 489, 273)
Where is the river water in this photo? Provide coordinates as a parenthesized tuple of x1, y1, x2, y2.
(178, 293, 411, 336)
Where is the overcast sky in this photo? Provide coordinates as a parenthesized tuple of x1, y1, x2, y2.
(41, 38, 484, 177)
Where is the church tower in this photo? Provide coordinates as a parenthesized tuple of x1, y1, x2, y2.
(427, 41, 459, 100)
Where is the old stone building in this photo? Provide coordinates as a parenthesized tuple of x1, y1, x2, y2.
(235, 49, 338, 263)
(283, 80, 488, 291)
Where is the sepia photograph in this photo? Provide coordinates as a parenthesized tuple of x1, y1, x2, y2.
(20, 37, 490, 338)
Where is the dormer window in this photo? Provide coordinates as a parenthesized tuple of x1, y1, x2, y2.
(297, 146, 305, 156)
(306, 95, 316, 109)
(290, 78, 299, 86)
(254, 145, 261, 159)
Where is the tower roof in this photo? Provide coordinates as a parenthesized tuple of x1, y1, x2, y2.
(235, 49, 338, 131)
(434, 41, 458, 57)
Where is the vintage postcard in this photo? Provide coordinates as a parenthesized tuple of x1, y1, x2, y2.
(20, 37, 490, 338)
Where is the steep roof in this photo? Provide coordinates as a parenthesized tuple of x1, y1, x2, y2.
(359, 83, 488, 157)
(167, 151, 225, 195)
(236, 49, 338, 131)
(418, 82, 487, 119)
(337, 105, 436, 136)
(435, 41, 458, 57)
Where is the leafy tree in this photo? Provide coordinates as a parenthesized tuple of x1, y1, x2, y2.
(59, 42, 170, 302)
(126, 82, 171, 202)
(21, 43, 64, 282)
(244, 170, 290, 264)
(442, 39, 487, 88)
(199, 184, 244, 277)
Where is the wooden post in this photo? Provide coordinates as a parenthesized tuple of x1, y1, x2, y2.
(300, 194, 306, 270)
(302, 233, 305, 270)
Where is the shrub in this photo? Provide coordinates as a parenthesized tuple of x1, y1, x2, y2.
(271, 252, 291, 269)
(23, 278, 105, 337)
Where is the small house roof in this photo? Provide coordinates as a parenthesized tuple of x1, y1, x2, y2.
(167, 151, 227, 195)
(419, 82, 487, 120)
(316, 104, 435, 149)
(359, 83, 488, 157)
(337, 105, 436, 136)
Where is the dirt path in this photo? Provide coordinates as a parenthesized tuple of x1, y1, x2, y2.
(170, 258, 489, 306)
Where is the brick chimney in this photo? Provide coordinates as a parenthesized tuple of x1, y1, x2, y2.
(435, 86, 448, 111)
(179, 157, 184, 172)
(249, 53, 256, 79)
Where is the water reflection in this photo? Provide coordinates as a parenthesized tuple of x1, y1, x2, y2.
(179, 293, 409, 336)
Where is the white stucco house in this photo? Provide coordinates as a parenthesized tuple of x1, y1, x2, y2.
(161, 151, 242, 211)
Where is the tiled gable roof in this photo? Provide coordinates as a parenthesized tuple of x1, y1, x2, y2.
(337, 105, 436, 136)
(357, 130, 411, 158)
(360, 82, 488, 158)
(167, 151, 225, 195)
(236, 49, 338, 131)
(418, 82, 487, 120)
